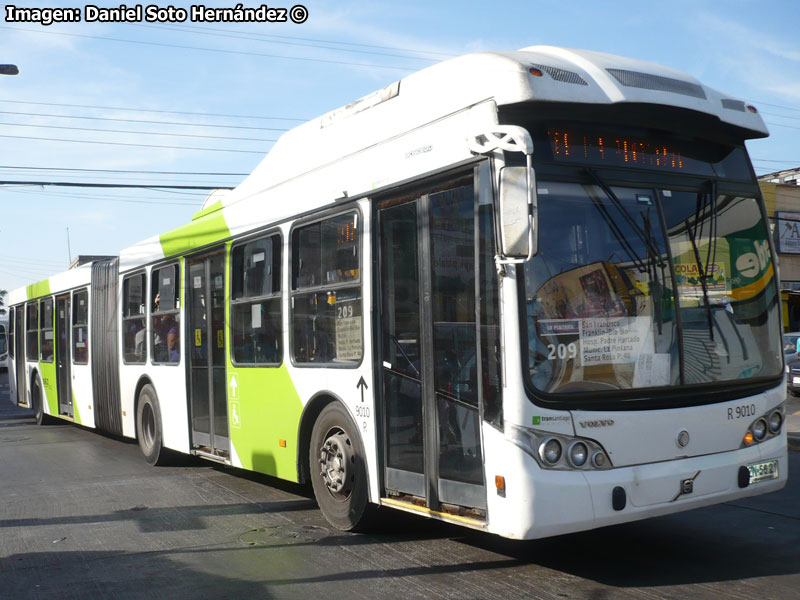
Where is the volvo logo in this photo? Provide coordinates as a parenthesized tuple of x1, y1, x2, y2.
(578, 419, 615, 428)
(677, 429, 690, 448)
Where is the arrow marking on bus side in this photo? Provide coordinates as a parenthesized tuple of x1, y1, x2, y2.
(357, 376, 367, 402)
(230, 374, 239, 399)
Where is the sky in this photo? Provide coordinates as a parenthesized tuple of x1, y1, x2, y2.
(0, 0, 798, 295)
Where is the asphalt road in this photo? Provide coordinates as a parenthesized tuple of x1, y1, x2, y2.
(1, 370, 799, 599)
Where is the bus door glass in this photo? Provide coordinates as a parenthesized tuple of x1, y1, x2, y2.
(187, 250, 229, 457)
(14, 306, 25, 404)
(55, 295, 73, 417)
(378, 175, 486, 513)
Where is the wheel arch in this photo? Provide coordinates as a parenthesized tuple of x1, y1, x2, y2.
(29, 367, 41, 410)
(133, 375, 156, 440)
(296, 390, 351, 485)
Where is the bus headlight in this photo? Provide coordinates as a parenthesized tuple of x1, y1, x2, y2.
(508, 425, 612, 471)
(568, 441, 588, 467)
(741, 405, 783, 448)
(752, 418, 767, 441)
(769, 410, 783, 434)
(591, 450, 607, 468)
(540, 438, 562, 464)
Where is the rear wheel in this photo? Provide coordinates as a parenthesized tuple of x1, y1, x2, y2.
(137, 384, 165, 465)
(309, 402, 374, 531)
(32, 378, 55, 425)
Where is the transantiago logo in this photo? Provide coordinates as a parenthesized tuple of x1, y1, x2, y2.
(579, 419, 615, 428)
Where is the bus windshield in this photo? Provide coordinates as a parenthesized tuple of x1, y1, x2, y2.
(0, 325, 6, 354)
(523, 179, 782, 399)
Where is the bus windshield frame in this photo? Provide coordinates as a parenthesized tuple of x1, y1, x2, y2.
(510, 119, 782, 410)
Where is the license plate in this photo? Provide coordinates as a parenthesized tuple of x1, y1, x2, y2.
(747, 459, 779, 484)
(793, 376, 800, 385)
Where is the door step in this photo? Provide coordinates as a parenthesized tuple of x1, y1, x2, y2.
(381, 497, 487, 530)
(192, 448, 230, 464)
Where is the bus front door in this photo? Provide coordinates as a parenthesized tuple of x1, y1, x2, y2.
(14, 305, 25, 405)
(55, 295, 73, 417)
(377, 176, 486, 515)
(187, 250, 230, 458)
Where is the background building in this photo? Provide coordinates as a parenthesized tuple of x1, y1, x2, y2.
(760, 168, 800, 331)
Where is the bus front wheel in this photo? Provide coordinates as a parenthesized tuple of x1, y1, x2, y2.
(137, 384, 165, 465)
(309, 402, 374, 531)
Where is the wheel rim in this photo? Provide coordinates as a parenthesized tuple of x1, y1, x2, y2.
(318, 428, 354, 499)
(142, 402, 156, 449)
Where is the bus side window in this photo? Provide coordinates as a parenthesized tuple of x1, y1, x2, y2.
(26, 302, 38, 361)
(39, 298, 54, 363)
(291, 212, 362, 365)
(151, 264, 181, 364)
(122, 274, 147, 364)
(231, 234, 282, 366)
(72, 289, 89, 364)
(7, 312, 13, 359)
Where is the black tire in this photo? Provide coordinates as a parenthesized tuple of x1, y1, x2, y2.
(137, 384, 165, 466)
(32, 377, 55, 426)
(309, 402, 374, 531)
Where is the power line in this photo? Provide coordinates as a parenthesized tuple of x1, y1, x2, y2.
(0, 26, 418, 71)
(0, 165, 248, 176)
(0, 180, 234, 190)
(0, 109, 291, 131)
(764, 121, 800, 132)
(0, 120, 277, 142)
(751, 158, 800, 164)
(136, 22, 443, 62)
(0, 134, 267, 154)
(751, 100, 800, 114)
(0, 168, 241, 185)
(1, 187, 202, 206)
(761, 110, 800, 122)
(136, 22, 458, 58)
(2, 187, 204, 203)
(0, 171, 236, 185)
(3, 255, 67, 268)
(0, 99, 306, 121)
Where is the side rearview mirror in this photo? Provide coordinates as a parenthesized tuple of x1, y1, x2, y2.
(499, 166, 537, 259)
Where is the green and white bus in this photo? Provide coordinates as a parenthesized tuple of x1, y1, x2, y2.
(7, 45, 787, 539)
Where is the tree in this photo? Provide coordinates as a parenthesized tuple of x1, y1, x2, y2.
(0, 289, 6, 317)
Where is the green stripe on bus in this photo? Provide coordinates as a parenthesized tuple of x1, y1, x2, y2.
(191, 199, 224, 222)
(39, 360, 58, 416)
(227, 365, 304, 482)
(26, 279, 51, 300)
(159, 211, 230, 259)
(72, 388, 82, 425)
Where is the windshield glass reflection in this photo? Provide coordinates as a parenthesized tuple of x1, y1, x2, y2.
(524, 181, 781, 396)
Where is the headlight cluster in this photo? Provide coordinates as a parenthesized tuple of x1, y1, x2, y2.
(742, 406, 784, 447)
(509, 425, 612, 471)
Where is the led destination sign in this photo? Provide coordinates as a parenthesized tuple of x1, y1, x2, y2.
(544, 126, 749, 177)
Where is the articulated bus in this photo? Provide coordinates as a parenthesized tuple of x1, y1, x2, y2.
(7, 46, 786, 539)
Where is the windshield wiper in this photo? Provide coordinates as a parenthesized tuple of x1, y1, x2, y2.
(585, 169, 669, 330)
(642, 208, 665, 334)
(586, 169, 665, 265)
(686, 181, 718, 341)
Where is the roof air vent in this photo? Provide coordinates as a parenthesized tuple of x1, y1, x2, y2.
(530, 63, 588, 86)
(606, 68, 706, 99)
(721, 99, 746, 112)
